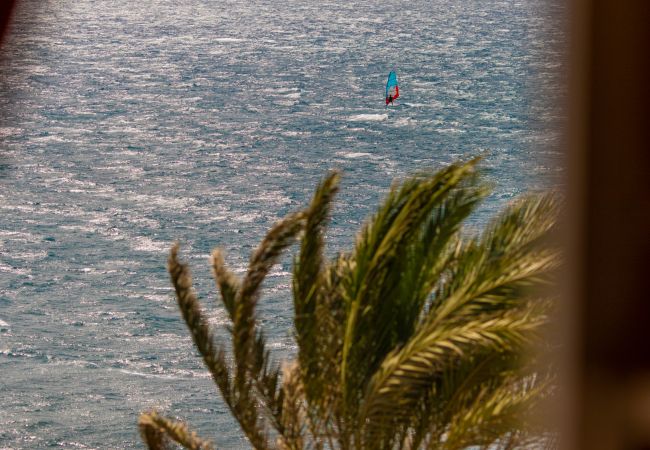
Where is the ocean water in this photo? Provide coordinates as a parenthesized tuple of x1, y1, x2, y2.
(0, 0, 564, 448)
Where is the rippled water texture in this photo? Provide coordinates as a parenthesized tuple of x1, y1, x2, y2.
(0, 0, 564, 447)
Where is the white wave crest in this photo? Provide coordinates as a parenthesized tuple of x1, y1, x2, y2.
(337, 152, 372, 159)
(213, 37, 244, 43)
(348, 114, 388, 122)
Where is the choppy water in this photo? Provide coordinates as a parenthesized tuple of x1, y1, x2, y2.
(0, 0, 564, 447)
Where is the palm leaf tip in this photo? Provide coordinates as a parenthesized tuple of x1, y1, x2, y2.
(211, 248, 240, 321)
(139, 411, 215, 450)
(169, 242, 191, 291)
(307, 171, 340, 228)
(167, 243, 204, 336)
(241, 211, 306, 303)
(233, 211, 306, 364)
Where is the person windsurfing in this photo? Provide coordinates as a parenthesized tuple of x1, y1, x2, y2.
(385, 71, 399, 107)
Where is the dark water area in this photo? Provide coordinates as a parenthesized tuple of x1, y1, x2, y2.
(0, 0, 564, 447)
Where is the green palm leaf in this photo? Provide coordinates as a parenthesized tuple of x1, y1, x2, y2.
(292, 172, 339, 395)
(430, 192, 560, 326)
(360, 305, 545, 439)
(441, 374, 552, 450)
(142, 159, 560, 450)
(340, 159, 483, 413)
(358, 192, 559, 446)
(234, 212, 305, 387)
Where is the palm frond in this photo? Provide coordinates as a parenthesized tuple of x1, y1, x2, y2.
(212, 248, 289, 439)
(360, 303, 546, 440)
(232, 212, 311, 446)
(400, 350, 522, 450)
(441, 373, 552, 450)
(340, 158, 482, 414)
(293, 171, 339, 318)
(293, 171, 339, 314)
(211, 249, 240, 321)
(168, 244, 233, 404)
(430, 192, 561, 326)
(233, 212, 305, 387)
(293, 171, 340, 401)
(276, 361, 306, 450)
(148, 161, 560, 450)
(302, 255, 349, 445)
(139, 411, 215, 450)
(168, 244, 270, 449)
(396, 173, 489, 343)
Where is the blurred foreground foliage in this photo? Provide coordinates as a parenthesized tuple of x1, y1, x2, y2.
(139, 158, 560, 450)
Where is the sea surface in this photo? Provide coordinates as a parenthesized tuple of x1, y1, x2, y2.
(0, 0, 564, 448)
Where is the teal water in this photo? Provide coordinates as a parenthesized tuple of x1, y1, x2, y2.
(0, 0, 563, 447)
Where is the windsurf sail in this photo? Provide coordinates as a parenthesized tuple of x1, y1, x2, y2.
(385, 71, 399, 105)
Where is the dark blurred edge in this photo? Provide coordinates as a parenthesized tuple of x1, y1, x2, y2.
(567, 0, 650, 449)
(0, 0, 17, 46)
(1, 0, 18, 171)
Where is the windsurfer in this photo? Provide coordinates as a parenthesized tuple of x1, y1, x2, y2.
(385, 71, 399, 106)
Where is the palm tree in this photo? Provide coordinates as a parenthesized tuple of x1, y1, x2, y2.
(139, 158, 560, 449)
